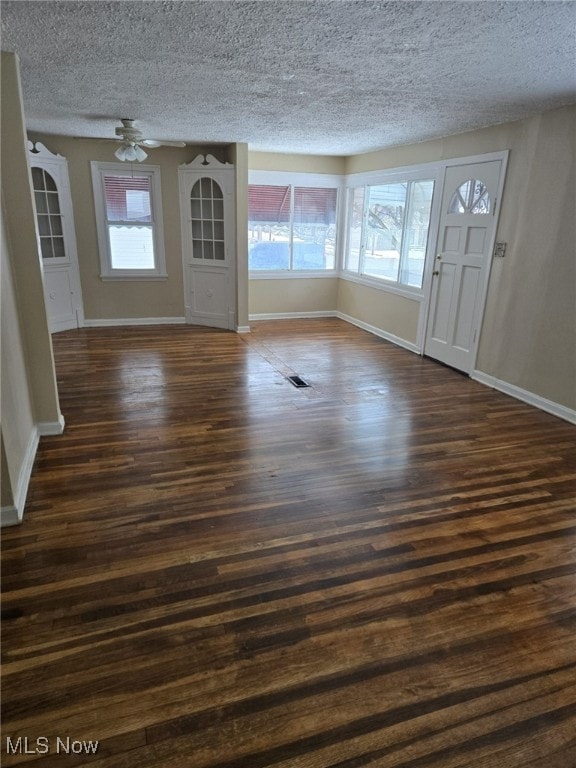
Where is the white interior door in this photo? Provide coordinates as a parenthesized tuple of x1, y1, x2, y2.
(29, 141, 84, 333)
(424, 159, 504, 373)
(179, 154, 236, 330)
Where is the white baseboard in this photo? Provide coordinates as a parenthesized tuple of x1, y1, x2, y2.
(1, 428, 39, 527)
(244, 313, 573, 424)
(247, 310, 419, 354)
(38, 414, 65, 436)
(336, 312, 420, 354)
(0, 504, 21, 527)
(83, 317, 186, 328)
(1, 415, 65, 527)
(236, 325, 251, 333)
(472, 371, 576, 425)
(249, 310, 337, 321)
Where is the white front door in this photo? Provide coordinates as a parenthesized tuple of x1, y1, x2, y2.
(28, 141, 84, 333)
(424, 158, 505, 373)
(179, 154, 236, 330)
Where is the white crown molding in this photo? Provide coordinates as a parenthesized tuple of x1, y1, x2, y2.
(27, 140, 64, 159)
(179, 153, 232, 169)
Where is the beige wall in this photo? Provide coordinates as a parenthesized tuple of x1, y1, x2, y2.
(476, 108, 575, 408)
(344, 118, 543, 173)
(337, 281, 420, 345)
(26, 133, 231, 321)
(344, 105, 576, 410)
(249, 152, 345, 174)
(250, 277, 339, 316)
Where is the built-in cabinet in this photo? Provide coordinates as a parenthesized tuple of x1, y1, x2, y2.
(28, 141, 84, 332)
(178, 154, 236, 330)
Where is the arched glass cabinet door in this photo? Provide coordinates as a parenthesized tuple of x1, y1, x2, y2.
(190, 177, 226, 261)
(31, 167, 67, 261)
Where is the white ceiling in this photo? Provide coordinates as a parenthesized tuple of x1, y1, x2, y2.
(2, 0, 575, 156)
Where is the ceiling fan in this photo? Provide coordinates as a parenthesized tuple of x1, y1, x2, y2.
(113, 118, 185, 162)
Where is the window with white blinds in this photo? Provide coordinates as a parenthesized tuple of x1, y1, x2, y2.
(248, 180, 338, 272)
(91, 163, 166, 279)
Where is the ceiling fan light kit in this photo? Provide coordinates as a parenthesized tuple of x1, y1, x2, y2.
(114, 142, 147, 162)
(113, 118, 185, 162)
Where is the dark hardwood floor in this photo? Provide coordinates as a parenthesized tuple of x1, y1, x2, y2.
(2, 318, 575, 767)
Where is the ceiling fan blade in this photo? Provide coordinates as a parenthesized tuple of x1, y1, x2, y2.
(141, 139, 186, 148)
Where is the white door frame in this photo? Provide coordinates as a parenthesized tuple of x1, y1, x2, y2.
(418, 150, 509, 371)
(28, 140, 84, 332)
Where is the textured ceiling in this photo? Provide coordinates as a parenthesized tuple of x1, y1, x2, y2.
(2, 0, 575, 155)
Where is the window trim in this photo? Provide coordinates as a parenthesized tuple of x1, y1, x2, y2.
(91, 161, 167, 280)
(248, 170, 344, 278)
(342, 162, 443, 297)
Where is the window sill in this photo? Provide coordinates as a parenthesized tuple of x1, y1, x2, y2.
(340, 272, 424, 300)
(100, 273, 168, 281)
(249, 270, 338, 280)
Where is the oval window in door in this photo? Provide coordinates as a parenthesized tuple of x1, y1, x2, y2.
(190, 178, 225, 261)
(32, 167, 66, 259)
(448, 179, 491, 215)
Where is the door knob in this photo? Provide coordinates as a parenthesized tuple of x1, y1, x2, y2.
(433, 270, 440, 276)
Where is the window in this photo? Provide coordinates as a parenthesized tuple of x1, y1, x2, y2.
(32, 167, 66, 260)
(448, 179, 490, 214)
(91, 162, 166, 279)
(344, 177, 434, 290)
(248, 178, 338, 272)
